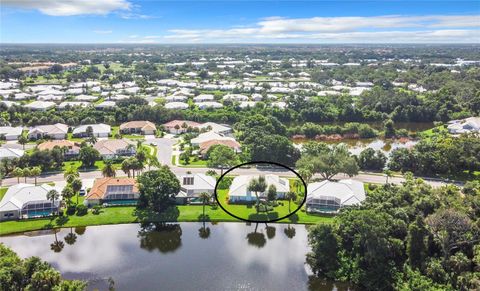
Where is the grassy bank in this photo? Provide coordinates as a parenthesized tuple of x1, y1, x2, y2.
(0, 204, 332, 236)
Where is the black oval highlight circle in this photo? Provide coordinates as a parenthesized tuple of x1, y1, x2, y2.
(214, 161, 307, 223)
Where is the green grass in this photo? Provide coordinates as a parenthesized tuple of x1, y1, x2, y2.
(62, 160, 121, 171)
(66, 133, 84, 142)
(171, 155, 176, 165)
(178, 158, 208, 167)
(0, 187, 8, 201)
(0, 203, 333, 235)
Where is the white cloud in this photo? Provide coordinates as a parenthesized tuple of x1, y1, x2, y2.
(2, 0, 131, 16)
(162, 15, 480, 43)
(94, 30, 113, 34)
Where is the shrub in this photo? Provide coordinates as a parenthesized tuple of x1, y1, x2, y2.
(92, 205, 102, 215)
(76, 204, 88, 216)
(66, 205, 76, 215)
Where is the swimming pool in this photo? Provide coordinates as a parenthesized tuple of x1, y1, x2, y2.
(103, 199, 138, 206)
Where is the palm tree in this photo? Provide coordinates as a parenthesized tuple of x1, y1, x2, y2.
(46, 189, 60, 215)
(121, 159, 132, 178)
(248, 176, 267, 213)
(71, 178, 82, 205)
(102, 160, 116, 177)
(22, 167, 31, 183)
(384, 169, 393, 184)
(64, 166, 79, 179)
(12, 167, 23, 184)
(18, 135, 28, 150)
(285, 191, 298, 213)
(199, 192, 211, 221)
(30, 166, 41, 186)
(61, 185, 74, 207)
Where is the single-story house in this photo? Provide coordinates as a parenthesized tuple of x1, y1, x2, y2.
(165, 102, 189, 110)
(24, 101, 56, 111)
(306, 179, 366, 213)
(119, 121, 156, 135)
(228, 174, 289, 203)
(95, 100, 116, 109)
(37, 140, 80, 158)
(163, 120, 201, 134)
(199, 122, 232, 135)
(447, 117, 480, 134)
(0, 184, 61, 221)
(193, 94, 214, 102)
(196, 101, 223, 109)
(84, 177, 139, 206)
(199, 139, 241, 156)
(0, 126, 23, 140)
(190, 131, 237, 147)
(175, 174, 216, 204)
(72, 123, 111, 138)
(0, 147, 25, 160)
(28, 123, 68, 140)
(93, 139, 136, 159)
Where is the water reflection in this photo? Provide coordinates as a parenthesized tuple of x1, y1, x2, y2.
(138, 222, 182, 253)
(198, 222, 211, 239)
(0, 223, 351, 291)
(284, 224, 297, 239)
(64, 228, 77, 246)
(50, 231, 65, 253)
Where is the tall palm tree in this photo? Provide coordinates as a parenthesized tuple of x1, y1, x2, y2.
(248, 176, 267, 213)
(71, 178, 82, 205)
(199, 192, 211, 221)
(61, 185, 74, 207)
(384, 169, 393, 184)
(46, 189, 60, 215)
(285, 191, 298, 213)
(12, 167, 23, 184)
(22, 167, 31, 183)
(121, 159, 132, 178)
(64, 166, 79, 179)
(31, 166, 42, 186)
(102, 160, 116, 177)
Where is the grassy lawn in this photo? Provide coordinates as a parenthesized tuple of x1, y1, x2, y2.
(0, 203, 333, 235)
(66, 133, 84, 142)
(0, 187, 8, 201)
(178, 156, 208, 167)
(62, 160, 121, 171)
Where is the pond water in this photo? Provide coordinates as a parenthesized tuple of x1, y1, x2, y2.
(294, 137, 418, 156)
(0, 223, 352, 291)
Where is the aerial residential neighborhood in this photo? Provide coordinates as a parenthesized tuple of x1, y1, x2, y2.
(0, 0, 479, 290)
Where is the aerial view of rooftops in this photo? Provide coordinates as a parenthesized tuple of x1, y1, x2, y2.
(0, 1, 479, 290)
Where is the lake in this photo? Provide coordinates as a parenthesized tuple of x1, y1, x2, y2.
(0, 222, 352, 291)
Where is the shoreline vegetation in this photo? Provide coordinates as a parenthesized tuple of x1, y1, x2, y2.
(0, 205, 332, 236)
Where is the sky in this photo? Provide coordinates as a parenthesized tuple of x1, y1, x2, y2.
(1, 0, 479, 43)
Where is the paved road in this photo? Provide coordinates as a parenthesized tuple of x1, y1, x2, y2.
(0, 164, 449, 188)
(148, 138, 175, 166)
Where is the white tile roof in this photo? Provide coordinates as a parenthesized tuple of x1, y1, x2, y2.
(73, 123, 111, 135)
(0, 147, 24, 160)
(229, 174, 290, 198)
(307, 179, 366, 207)
(0, 184, 60, 212)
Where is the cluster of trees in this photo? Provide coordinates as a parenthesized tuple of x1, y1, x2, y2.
(296, 142, 359, 182)
(389, 133, 480, 176)
(0, 243, 86, 290)
(307, 176, 480, 291)
(288, 122, 378, 139)
(235, 114, 300, 166)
